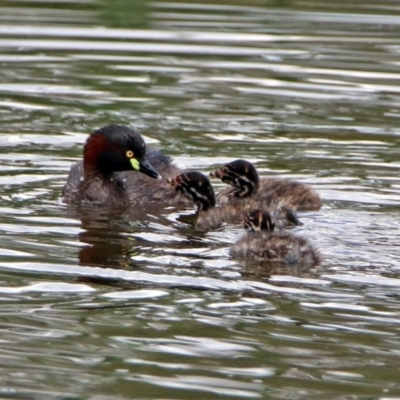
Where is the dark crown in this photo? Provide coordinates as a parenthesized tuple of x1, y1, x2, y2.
(170, 171, 216, 212)
(214, 159, 259, 198)
(84, 125, 146, 176)
(244, 210, 275, 232)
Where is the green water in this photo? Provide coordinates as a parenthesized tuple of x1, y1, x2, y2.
(0, 0, 400, 398)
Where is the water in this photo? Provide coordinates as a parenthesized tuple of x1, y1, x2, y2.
(0, 0, 400, 398)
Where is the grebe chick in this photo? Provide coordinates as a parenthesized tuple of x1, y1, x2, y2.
(62, 125, 189, 206)
(210, 159, 322, 211)
(230, 210, 321, 267)
(168, 172, 301, 230)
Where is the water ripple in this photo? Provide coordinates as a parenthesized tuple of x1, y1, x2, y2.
(0, 0, 400, 399)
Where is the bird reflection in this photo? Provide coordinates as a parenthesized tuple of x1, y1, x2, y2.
(66, 204, 180, 269)
(65, 201, 316, 291)
(236, 259, 316, 282)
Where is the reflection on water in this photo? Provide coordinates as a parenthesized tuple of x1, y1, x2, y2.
(0, 0, 400, 398)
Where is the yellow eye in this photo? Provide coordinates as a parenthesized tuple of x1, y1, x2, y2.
(126, 150, 134, 158)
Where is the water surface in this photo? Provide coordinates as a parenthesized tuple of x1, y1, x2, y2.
(0, 0, 400, 398)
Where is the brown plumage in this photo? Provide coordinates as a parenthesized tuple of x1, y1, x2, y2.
(210, 159, 322, 211)
(230, 210, 321, 267)
(62, 125, 188, 206)
(167, 171, 301, 231)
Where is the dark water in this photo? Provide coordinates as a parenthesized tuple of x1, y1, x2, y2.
(1, 0, 400, 398)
